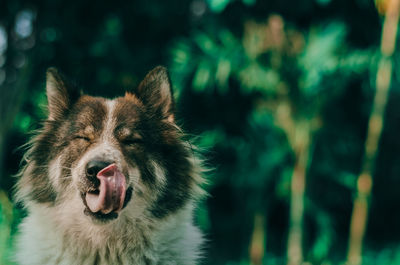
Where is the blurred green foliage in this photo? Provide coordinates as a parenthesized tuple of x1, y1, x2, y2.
(1, 0, 400, 264)
(0, 191, 19, 265)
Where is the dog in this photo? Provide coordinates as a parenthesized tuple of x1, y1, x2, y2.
(14, 66, 205, 265)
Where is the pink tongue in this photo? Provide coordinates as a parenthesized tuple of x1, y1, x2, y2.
(85, 164, 126, 214)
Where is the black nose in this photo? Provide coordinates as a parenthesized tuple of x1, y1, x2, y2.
(86, 160, 112, 179)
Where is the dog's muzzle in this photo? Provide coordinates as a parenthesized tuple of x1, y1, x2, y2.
(84, 161, 127, 215)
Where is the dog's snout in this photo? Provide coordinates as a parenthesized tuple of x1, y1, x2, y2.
(86, 160, 113, 179)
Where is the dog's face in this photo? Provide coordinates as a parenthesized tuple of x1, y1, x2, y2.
(17, 67, 201, 224)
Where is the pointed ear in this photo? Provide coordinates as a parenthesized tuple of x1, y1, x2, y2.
(134, 66, 175, 122)
(46, 68, 77, 120)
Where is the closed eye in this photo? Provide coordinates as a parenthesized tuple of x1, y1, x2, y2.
(74, 135, 91, 142)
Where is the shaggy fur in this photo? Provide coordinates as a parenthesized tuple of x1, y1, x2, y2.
(14, 67, 205, 265)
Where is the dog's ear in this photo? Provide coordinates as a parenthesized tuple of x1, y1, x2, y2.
(46, 68, 78, 120)
(134, 66, 175, 122)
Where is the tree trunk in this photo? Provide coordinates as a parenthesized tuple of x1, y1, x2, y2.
(287, 122, 311, 265)
(347, 1, 400, 264)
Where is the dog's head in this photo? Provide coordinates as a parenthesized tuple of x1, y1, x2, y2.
(17, 67, 203, 224)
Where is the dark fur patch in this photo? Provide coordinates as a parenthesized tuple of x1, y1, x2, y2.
(113, 96, 195, 218)
(148, 131, 194, 218)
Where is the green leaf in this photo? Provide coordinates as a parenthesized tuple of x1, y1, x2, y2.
(192, 60, 212, 91)
(206, 0, 232, 13)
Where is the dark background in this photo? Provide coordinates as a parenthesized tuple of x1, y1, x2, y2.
(1, 0, 400, 264)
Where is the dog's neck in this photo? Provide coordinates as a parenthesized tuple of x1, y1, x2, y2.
(18, 200, 201, 265)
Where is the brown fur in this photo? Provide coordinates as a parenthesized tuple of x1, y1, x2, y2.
(15, 67, 205, 265)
